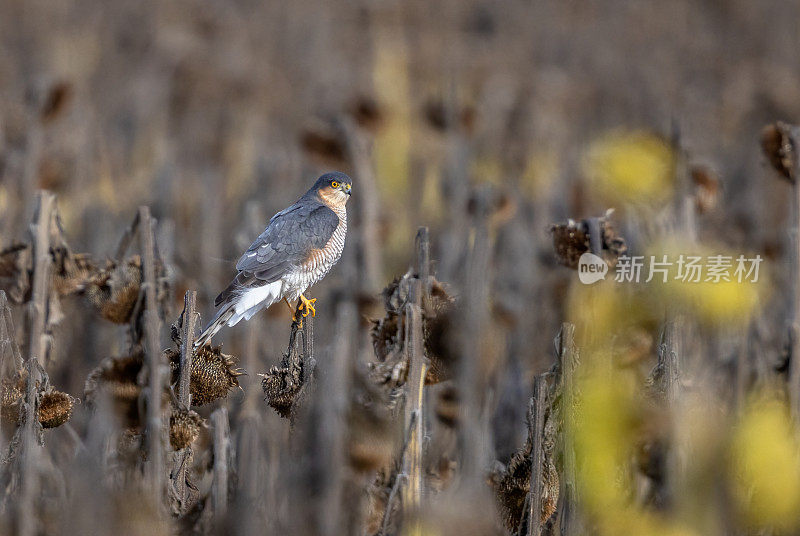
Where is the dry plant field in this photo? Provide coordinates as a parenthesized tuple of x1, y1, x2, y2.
(1, 1, 800, 535)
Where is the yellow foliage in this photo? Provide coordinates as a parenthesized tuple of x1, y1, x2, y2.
(640, 239, 767, 326)
(402, 522, 440, 536)
(572, 366, 637, 514)
(659, 260, 765, 328)
(583, 130, 675, 205)
(570, 362, 708, 536)
(566, 279, 625, 351)
(566, 279, 659, 353)
(731, 395, 800, 531)
(674, 279, 760, 325)
(372, 35, 411, 199)
(0, 185, 8, 215)
(420, 165, 444, 224)
(600, 513, 699, 536)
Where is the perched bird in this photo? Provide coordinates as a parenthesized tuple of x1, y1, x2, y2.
(194, 172, 352, 349)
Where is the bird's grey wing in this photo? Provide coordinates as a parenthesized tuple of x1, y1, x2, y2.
(214, 203, 339, 306)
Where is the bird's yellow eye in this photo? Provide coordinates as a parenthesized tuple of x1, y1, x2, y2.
(331, 181, 340, 188)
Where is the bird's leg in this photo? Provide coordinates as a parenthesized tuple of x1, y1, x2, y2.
(284, 297, 302, 325)
(298, 294, 317, 318)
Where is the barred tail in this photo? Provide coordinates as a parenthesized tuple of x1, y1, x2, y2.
(193, 304, 235, 349)
(194, 280, 284, 349)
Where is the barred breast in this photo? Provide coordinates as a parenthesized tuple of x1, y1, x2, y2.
(286, 206, 347, 300)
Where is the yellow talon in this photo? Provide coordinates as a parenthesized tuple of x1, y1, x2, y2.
(298, 294, 317, 318)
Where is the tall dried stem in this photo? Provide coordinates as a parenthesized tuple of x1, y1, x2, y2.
(170, 290, 197, 512)
(18, 191, 55, 536)
(138, 206, 165, 503)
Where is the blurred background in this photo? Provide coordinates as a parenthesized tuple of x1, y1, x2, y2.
(2, 0, 798, 369)
(2, 0, 800, 534)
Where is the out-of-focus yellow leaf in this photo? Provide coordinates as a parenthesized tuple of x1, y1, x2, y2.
(566, 279, 658, 353)
(572, 367, 637, 514)
(731, 395, 800, 531)
(583, 130, 674, 205)
(0, 186, 8, 215)
(402, 523, 440, 536)
(372, 35, 411, 199)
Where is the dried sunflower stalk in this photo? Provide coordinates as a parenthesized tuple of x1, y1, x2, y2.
(369, 271, 456, 388)
(84, 351, 144, 427)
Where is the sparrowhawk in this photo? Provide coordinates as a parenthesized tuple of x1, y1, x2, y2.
(194, 172, 352, 348)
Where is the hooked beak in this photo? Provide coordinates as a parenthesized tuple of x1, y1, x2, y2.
(344, 184, 351, 196)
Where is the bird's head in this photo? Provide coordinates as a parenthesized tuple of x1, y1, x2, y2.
(313, 171, 352, 208)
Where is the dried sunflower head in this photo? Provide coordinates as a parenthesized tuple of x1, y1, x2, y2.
(261, 364, 303, 419)
(550, 210, 627, 269)
(761, 122, 797, 182)
(541, 460, 560, 523)
(0, 243, 28, 279)
(1, 241, 97, 301)
(169, 408, 205, 450)
(38, 390, 75, 428)
(169, 346, 244, 406)
(51, 248, 96, 296)
(435, 385, 459, 428)
(491, 423, 560, 530)
(85, 257, 143, 324)
(2, 371, 75, 429)
(85, 352, 144, 403)
(84, 352, 144, 427)
(0, 373, 25, 423)
(0, 243, 31, 303)
(116, 427, 145, 464)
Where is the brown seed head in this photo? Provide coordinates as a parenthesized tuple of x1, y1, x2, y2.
(761, 122, 797, 182)
(370, 272, 457, 387)
(0, 374, 24, 423)
(85, 256, 143, 324)
(261, 365, 302, 419)
(85, 352, 144, 427)
(169, 408, 205, 450)
(170, 345, 244, 406)
(38, 390, 75, 428)
(52, 249, 97, 296)
(550, 211, 627, 269)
